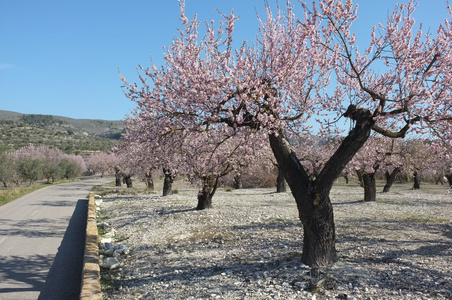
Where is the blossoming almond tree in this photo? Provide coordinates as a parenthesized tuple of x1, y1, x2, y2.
(85, 152, 117, 178)
(121, 0, 452, 267)
(403, 139, 438, 189)
(121, 114, 184, 194)
(179, 127, 268, 210)
(122, 107, 269, 207)
(350, 136, 407, 201)
(431, 141, 452, 187)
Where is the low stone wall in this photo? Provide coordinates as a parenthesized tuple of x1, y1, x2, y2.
(80, 192, 102, 300)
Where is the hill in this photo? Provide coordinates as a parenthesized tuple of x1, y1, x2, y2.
(0, 110, 125, 154)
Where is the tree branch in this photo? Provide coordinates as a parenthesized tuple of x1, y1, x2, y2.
(316, 105, 374, 195)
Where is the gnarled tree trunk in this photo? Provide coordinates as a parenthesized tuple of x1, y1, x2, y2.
(383, 167, 401, 193)
(233, 174, 242, 189)
(144, 169, 154, 190)
(114, 166, 123, 187)
(268, 107, 373, 267)
(123, 174, 133, 188)
(362, 172, 376, 202)
(162, 168, 175, 196)
(197, 175, 219, 210)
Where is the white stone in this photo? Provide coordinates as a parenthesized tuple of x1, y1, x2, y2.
(100, 237, 112, 244)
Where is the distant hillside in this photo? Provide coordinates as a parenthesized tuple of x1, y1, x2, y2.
(0, 110, 124, 136)
(0, 110, 125, 154)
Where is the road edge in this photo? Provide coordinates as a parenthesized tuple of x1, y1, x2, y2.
(80, 191, 102, 300)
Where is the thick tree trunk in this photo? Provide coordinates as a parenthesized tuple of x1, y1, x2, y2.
(196, 175, 219, 210)
(233, 174, 242, 189)
(144, 169, 154, 190)
(162, 168, 175, 196)
(115, 175, 122, 186)
(383, 168, 401, 193)
(276, 166, 286, 193)
(114, 166, 122, 187)
(124, 175, 133, 188)
(362, 172, 376, 202)
(413, 171, 421, 189)
(268, 106, 374, 268)
(300, 193, 337, 267)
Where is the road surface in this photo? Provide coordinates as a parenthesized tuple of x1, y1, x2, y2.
(0, 178, 111, 300)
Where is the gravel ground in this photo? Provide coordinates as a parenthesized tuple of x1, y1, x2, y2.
(96, 180, 452, 300)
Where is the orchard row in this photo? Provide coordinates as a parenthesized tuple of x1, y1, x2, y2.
(118, 0, 452, 267)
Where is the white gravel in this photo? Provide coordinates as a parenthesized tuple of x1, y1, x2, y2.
(97, 181, 452, 300)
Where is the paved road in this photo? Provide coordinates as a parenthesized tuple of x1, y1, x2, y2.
(0, 178, 111, 300)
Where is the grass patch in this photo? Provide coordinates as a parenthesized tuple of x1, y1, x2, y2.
(0, 184, 51, 206)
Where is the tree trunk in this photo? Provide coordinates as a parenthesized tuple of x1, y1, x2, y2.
(114, 166, 122, 187)
(362, 172, 376, 202)
(276, 166, 286, 193)
(196, 175, 219, 210)
(268, 106, 373, 267)
(124, 175, 133, 188)
(356, 170, 364, 187)
(413, 171, 421, 189)
(144, 169, 154, 190)
(162, 168, 175, 196)
(382, 167, 401, 193)
(445, 174, 452, 188)
(343, 175, 349, 184)
(233, 174, 242, 189)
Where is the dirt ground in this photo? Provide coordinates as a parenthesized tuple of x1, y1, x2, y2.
(94, 179, 452, 300)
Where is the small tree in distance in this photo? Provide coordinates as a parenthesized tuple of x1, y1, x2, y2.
(122, 110, 269, 207)
(85, 152, 117, 177)
(121, 0, 452, 267)
(350, 136, 403, 201)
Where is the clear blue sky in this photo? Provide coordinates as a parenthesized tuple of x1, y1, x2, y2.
(0, 0, 449, 120)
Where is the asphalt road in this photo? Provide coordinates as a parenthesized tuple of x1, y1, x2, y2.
(0, 178, 111, 300)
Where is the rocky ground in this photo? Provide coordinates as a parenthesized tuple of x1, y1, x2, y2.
(94, 180, 452, 300)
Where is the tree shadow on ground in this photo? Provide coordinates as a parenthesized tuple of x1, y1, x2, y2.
(0, 217, 69, 238)
(33, 200, 74, 207)
(156, 207, 197, 215)
(332, 200, 364, 206)
(0, 200, 88, 300)
(108, 215, 451, 299)
(336, 218, 452, 298)
(0, 254, 52, 295)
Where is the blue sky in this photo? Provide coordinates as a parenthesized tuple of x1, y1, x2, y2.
(0, 0, 450, 121)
